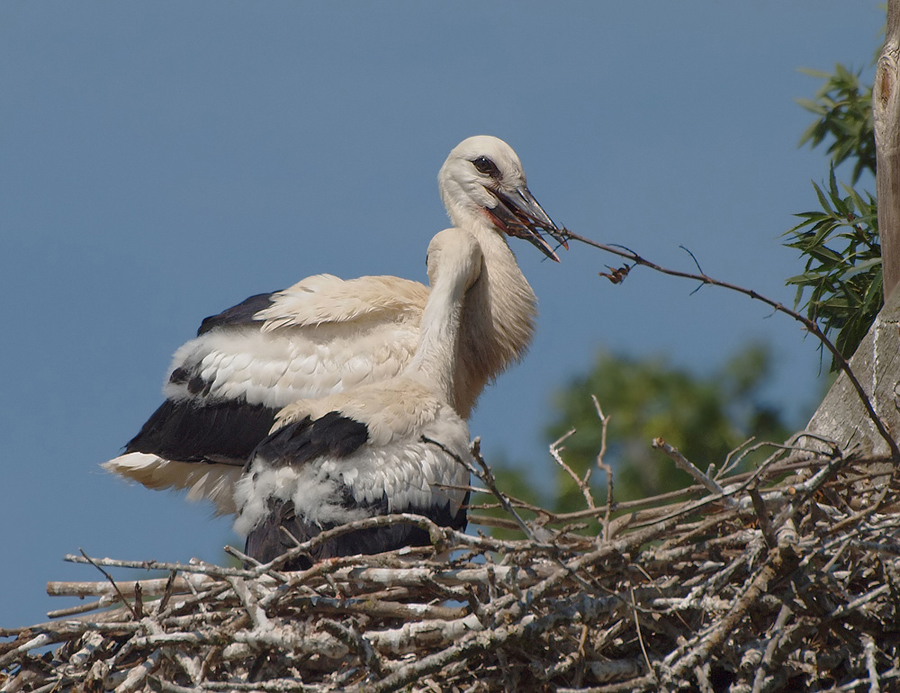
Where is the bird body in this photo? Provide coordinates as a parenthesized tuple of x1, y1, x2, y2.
(104, 135, 565, 516)
(234, 379, 471, 567)
(234, 229, 479, 567)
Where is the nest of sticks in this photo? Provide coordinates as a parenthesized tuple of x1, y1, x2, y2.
(3, 433, 900, 693)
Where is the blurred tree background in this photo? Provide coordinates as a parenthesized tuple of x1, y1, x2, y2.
(544, 345, 792, 509)
(479, 48, 882, 519)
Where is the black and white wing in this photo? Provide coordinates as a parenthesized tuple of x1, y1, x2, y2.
(104, 274, 429, 515)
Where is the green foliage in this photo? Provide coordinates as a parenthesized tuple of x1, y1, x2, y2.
(784, 171, 882, 369)
(796, 65, 875, 184)
(544, 345, 792, 513)
(786, 64, 881, 370)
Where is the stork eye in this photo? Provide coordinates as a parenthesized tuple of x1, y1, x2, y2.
(471, 156, 501, 178)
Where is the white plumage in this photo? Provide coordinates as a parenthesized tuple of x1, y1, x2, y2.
(104, 135, 565, 515)
(234, 229, 480, 567)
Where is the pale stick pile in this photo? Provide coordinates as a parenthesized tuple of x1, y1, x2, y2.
(2, 434, 900, 692)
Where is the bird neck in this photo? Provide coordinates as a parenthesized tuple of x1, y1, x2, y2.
(405, 270, 466, 405)
(452, 221, 538, 419)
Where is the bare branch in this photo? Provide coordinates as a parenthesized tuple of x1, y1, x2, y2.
(651, 437, 735, 506)
(551, 427, 596, 509)
(562, 228, 900, 460)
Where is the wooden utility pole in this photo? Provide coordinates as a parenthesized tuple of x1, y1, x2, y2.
(875, 0, 900, 299)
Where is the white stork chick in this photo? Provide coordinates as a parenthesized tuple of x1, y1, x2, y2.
(234, 228, 478, 567)
(104, 135, 565, 514)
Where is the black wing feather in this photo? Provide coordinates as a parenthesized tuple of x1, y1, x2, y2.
(124, 399, 279, 466)
(197, 292, 277, 336)
(251, 412, 370, 469)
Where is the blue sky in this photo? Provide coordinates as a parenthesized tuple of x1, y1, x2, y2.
(1, 2, 885, 628)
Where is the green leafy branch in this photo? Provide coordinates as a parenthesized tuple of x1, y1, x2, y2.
(784, 169, 882, 369)
(785, 63, 881, 370)
(796, 65, 875, 184)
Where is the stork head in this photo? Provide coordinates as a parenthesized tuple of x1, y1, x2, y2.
(438, 135, 567, 262)
(426, 228, 484, 298)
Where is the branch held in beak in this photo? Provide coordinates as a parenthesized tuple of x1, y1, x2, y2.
(486, 185, 568, 262)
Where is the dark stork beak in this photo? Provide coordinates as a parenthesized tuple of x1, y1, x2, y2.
(485, 185, 569, 262)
